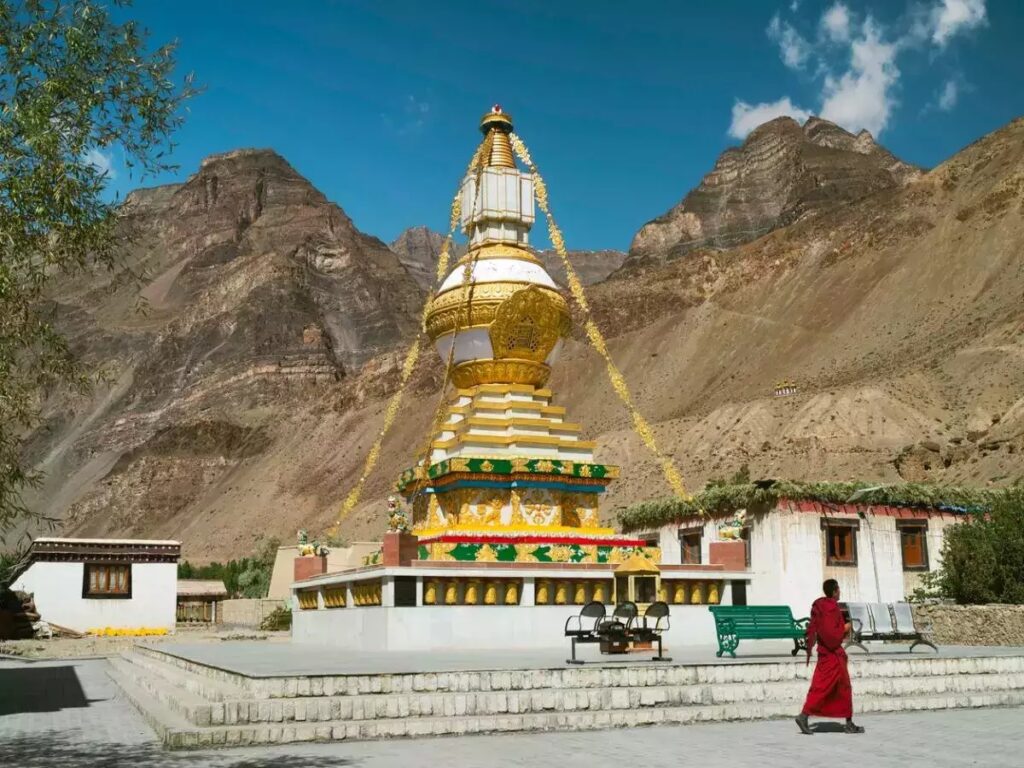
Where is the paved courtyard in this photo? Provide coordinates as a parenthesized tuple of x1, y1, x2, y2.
(1, 658, 1017, 767)
(148, 639, 1024, 676)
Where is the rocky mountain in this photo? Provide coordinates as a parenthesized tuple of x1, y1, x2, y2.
(390, 225, 624, 289)
(539, 248, 626, 287)
(625, 116, 923, 269)
(9, 118, 1023, 562)
(17, 149, 424, 553)
(572, 117, 1024, 507)
(389, 226, 463, 291)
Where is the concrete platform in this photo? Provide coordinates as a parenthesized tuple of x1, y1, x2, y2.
(104, 640, 1024, 748)
(146, 639, 1024, 677)
(6, 659, 1024, 767)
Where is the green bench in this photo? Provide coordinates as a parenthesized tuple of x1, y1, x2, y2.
(708, 605, 809, 658)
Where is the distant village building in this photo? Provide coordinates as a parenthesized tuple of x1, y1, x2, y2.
(176, 579, 229, 623)
(10, 538, 180, 634)
(629, 489, 966, 613)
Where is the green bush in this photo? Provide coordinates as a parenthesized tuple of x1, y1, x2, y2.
(923, 488, 1024, 604)
(260, 606, 292, 631)
(177, 537, 279, 598)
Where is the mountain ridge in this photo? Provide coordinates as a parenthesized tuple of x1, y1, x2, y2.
(8, 117, 1023, 561)
(624, 115, 923, 271)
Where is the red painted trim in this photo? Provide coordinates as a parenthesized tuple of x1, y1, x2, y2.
(665, 500, 963, 527)
(417, 534, 648, 547)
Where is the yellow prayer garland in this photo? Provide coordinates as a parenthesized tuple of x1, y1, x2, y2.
(509, 133, 690, 501)
(328, 140, 490, 535)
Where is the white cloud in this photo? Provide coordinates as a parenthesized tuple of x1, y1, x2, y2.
(728, 1, 986, 140)
(767, 14, 811, 70)
(937, 79, 959, 110)
(931, 0, 987, 47)
(790, 0, 800, 11)
(819, 18, 899, 137)
(728, 97, 813, 139)
(821, 2, 851, 42)
(84, 147, 116, 179)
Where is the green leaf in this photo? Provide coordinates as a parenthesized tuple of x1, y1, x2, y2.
(448, 543, 481, 562)
(530, 546, 552, 563)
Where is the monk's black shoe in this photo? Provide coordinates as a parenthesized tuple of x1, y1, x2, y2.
(844, 721, 865, 733)
(795, 713, 813, 735)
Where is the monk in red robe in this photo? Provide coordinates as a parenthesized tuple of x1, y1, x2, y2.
(795, 579, 864, 734)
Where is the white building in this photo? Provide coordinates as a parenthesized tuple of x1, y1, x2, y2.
(638, 496, 962, 615)
(11, 537, 181, 634)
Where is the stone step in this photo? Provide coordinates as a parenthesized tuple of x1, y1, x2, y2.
(118, 650, 247, 702)
(136, 646, 1024, 699)
(106, 657, 205, 745)
(108, 657, 216, 727)
(150, 690, 1024, 749)
(208, 672, 1024, 725)
(113, 652, 1024, 727)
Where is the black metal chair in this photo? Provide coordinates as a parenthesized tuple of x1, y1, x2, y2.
(564, 601, 607, 664)
(632, 601, 672, 661)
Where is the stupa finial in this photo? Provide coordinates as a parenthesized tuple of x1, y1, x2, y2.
(478, 104, 515, 167)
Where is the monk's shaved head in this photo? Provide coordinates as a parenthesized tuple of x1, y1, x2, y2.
(823, 579, 839, 597)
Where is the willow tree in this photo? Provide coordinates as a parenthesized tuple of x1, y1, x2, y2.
(0, 0, 195, 532)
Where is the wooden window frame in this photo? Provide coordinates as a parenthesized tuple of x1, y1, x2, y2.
(896, 520, 930, 571)
(821, 518, 859, 567)
(679, 527, 703, 565)
(82, 562, 133, 599)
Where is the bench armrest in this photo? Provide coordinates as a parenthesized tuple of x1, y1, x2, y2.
(643, 615, 669, 634)
(849, 617, 863, 640)
(564, 615, 584, 635)
(717, 616, 737, 634)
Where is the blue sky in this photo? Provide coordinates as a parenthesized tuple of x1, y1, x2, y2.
(103, 0, 1021, 251)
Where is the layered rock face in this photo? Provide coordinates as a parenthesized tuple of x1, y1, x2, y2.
(118, 149, 421, 377)
(390, 225, 624, 289)
(16, 149, 424, 553)
(626, 116, 922, 268)
(538, 249, 626, 287)
(389, 226, 464, 291)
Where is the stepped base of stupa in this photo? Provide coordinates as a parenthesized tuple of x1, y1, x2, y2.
(396, 383, 654, 565)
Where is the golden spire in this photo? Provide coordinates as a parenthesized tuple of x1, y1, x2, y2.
(478, 105, 516, 168)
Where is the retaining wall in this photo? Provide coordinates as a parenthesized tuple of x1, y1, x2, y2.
(219, 599, 285, 628)
(914, 604, 1024, 645)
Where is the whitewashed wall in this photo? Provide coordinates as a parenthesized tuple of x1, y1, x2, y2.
(13, 561, 177, 633)
(657, 507, 961, 617)
(293, 603, 719, 651)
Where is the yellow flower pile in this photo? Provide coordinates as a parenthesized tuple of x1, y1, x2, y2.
(88, 627, 170, 637)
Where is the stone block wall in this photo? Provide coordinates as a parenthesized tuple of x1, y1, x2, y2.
(219, 598, 286, 628)
(913, 604, 1024, 646)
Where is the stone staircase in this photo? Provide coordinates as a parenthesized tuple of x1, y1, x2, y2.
(107, 646, 1024, 749)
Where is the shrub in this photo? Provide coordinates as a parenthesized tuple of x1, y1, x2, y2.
(925, 487, 1024, 604)
(260, 607, 292, 631)
(177, 537, 280, 598)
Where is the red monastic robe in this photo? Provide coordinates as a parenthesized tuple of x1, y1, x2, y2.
(801, 596, 853, 718)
